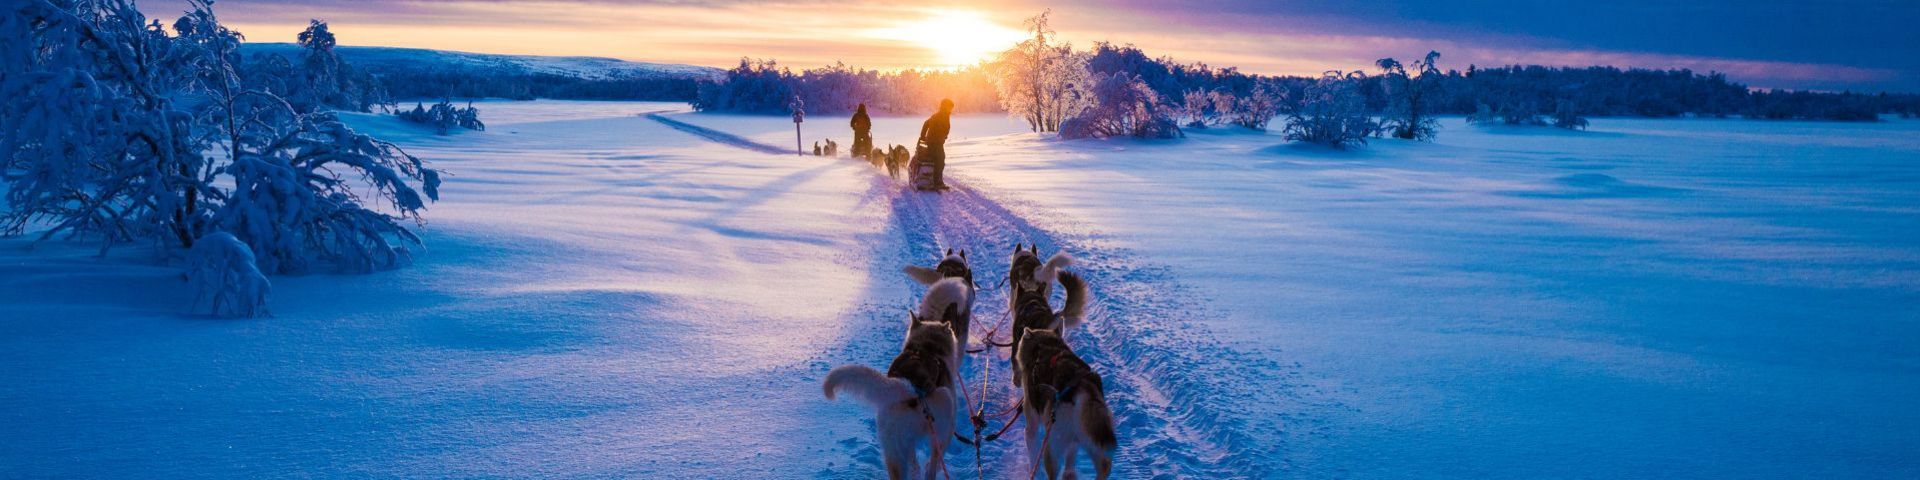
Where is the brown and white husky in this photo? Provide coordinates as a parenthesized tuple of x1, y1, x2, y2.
(1015, 327, 1116, 479)
(823, 303, 964, 480)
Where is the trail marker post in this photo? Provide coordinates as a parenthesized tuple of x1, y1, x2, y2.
(789, 97, 805, 156)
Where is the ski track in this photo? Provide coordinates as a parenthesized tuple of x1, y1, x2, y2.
(646, 113, 793, 155)
(649, 116, 1285, 478)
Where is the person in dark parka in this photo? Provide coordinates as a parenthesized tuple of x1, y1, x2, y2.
(850, 103, 873, 161)
(913, 99, 954, 189)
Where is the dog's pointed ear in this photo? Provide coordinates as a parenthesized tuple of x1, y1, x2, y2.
(959, 249, 967, 260)
(1012, 243, 1021, 253)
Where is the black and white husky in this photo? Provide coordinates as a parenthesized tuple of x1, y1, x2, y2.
(1009, 267, 1088, 389)
(1015, 327, 1116, 479)
(904, 249, 976, 350)
(823, 304, 964, 480)
(1007, 244, 1084, 376)
(1007, 244, 1073, 314)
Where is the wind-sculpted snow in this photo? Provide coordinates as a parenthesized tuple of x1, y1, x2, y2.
(5, 101, 1917, 478)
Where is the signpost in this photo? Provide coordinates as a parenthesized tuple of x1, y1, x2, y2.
(789, 96, 805, 156)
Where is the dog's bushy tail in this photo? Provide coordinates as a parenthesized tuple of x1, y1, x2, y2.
(1036, 252, 1074, 285)
(1057, 270, 1089, 330)
(902, 265, 943, 286)
(823, 365, 911, 409)
(1080, 391, 1118, 452)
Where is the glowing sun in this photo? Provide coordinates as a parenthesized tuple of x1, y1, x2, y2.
(870, 9, 1027, 67)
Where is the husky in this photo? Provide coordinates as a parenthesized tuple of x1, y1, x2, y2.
(904, 249, 977, 350)
(824, 305, 963, 480)
(1006, 244, 1078, 356)
(1009, 268, 1087, 388)
(1007, 244, 1073, 312)
(887, 145, 908, 179)
(871, 147, 887, 167)
(1015, 327, 1116, 480)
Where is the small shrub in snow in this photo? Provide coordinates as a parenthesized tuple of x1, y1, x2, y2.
(186, 231, 270, 317)
(1282, 71, 1378, 149)
(397, 100, 484, 134)
(1229, 83, 1286, 131)
(1059, 72, 1182, 140)
(1553, 100, 1590, 130)
(1178, 88, 1237, 129)
(1468, 99, 1547, 126)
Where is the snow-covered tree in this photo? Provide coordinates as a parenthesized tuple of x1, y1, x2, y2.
(176, 2, 440, 273)
(3, 0, 441, 275)
(284, 19, 382, 112)
(1375, 51, 1442, 141)
(1060, 72, 1181, 139)
(987, 11, 1094, 133)
(2, 0, 213, 249)
(1283, 71, 1378, 149)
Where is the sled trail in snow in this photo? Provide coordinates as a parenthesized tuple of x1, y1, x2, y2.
(646, 113, 793, 155)
(872, 174, 1294, 478)
(652, 114, 1297, 477)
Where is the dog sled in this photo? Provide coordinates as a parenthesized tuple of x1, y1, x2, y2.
(908, 141, 947, 191)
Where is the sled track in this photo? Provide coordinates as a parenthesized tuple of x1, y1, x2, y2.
(874, 174, 1285, 478)
(656, 118, 1287, 477)
(645, 113, 792, 155)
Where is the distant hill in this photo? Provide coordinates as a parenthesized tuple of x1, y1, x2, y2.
(242, 43, 721, 101)
(242, 43, 722, 81)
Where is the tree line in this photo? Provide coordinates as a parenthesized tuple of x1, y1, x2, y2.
(689, 11, 1920, 140)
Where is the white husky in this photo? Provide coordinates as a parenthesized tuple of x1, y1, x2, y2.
(823, 298, 964, 479)
(904, 249, 976, 351)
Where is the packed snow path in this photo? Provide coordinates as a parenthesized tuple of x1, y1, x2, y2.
(641, 109, 1279, 477)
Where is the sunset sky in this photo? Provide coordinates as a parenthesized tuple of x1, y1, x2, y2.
(144, 0, 1920, 92)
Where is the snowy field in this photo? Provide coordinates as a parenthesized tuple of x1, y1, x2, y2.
(3, 100, 1917, 478)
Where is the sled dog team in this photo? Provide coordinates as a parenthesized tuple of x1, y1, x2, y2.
(824, 245, 1115, 479)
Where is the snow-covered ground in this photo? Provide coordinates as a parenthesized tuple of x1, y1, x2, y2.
(3, 100, 1916, 478)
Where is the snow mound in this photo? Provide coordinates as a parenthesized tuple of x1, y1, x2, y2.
(184, 232, 270, 318)
(1504, 173, 1687, 198)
